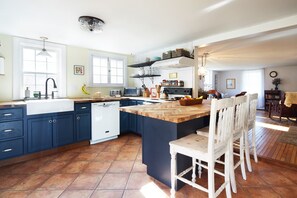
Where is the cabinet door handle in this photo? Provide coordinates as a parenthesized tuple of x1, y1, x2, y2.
(49, 120, 52, 123)
(81, 107, 87, 109)
(2, 148, 12, 152)
(53, 119, 56, 123)
(77, 116, 80, 120)
(3, 113, 13, 117)
(3, 129, 13, 133)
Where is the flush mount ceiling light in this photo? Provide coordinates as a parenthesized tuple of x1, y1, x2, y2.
(78, 16, 105, 33)
(37, 37, 51, 57)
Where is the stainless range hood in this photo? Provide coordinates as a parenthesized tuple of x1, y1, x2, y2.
(151, 57, 194, 69)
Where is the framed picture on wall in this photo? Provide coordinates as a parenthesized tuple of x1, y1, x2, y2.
(74, 65, 84, 75)
(226, 78, 236, 89)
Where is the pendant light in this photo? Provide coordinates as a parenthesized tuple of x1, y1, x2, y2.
(198, 53, 208, 79)
(37, 37, 51, 57)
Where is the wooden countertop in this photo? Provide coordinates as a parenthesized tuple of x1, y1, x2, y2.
(0, 101, 26, 108)
(119, 100, 211, 123)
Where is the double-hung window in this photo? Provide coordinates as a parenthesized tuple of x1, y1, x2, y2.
(90, 52, 126, 87)
(13, 38, 66, 99)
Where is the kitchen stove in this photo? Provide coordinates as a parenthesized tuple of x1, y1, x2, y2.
(163, 88, 192, 100)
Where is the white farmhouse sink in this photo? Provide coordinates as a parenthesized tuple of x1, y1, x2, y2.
(26, 99, 74, 115)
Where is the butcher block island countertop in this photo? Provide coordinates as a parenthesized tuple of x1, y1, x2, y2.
(119, 100, 211, 123)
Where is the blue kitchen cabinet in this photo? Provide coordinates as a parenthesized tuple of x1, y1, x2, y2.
(53, 114, 74, 147)
(120, 100, 130, 134)
(128, 100, 137, 133)
(75, 103, 91, 141)
(0, 107, 25, 160)
(76, 113, 91, 141)
(120, 99, 145, 135)
(28, 116, 53, 153)
(27, 113, 74, 153)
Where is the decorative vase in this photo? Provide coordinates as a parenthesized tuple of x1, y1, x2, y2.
(275, 84, 278, 90)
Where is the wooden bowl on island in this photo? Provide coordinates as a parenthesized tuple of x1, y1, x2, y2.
(179, 98, 203, 106)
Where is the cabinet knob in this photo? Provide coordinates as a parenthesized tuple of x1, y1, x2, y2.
(81, 107, 87, 109)
(2, 148, 12, 153)
(53, 119, 56, 123)
(49, 120, 52, 123)
(77, 116, 80, 120)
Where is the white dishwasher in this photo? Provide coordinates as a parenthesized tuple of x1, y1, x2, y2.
(91, 101, 120, 144)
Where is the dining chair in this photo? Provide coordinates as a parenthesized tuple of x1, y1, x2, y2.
(169, 98, 235, 198)
(244, 93, 258, 172)
(196, 95, 248, 193)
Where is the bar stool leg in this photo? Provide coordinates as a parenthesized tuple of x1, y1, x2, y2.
(170, 149, 177, 198)
(252, 127, 258, 163)
(192, 158, 196, 183)
(245, 130, 252, 172)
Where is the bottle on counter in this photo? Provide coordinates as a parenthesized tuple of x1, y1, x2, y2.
(25, 87, 30, 99)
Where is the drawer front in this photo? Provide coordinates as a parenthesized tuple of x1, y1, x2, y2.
(0, 121, 23, 140)
(75, 103, 91, 113)
(0, 108, 23, 122)
(0, 139, 23, 160)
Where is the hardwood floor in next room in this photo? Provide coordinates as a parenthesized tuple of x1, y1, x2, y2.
(0, 111, 297, 197)
(254, 111, 297, 166)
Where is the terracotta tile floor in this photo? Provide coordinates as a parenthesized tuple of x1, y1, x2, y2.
(0, 133, 297, 197)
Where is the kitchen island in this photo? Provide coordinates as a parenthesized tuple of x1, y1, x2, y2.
(120, 100, 211, 189)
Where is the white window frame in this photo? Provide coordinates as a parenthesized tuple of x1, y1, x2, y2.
(89, 51, 127, 87)
(13, 37, 66, 100)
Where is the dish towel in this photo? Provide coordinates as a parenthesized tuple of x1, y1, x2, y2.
(284, 92, 297, 107)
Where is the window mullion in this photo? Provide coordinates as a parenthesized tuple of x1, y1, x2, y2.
(108, 58, 111, 84)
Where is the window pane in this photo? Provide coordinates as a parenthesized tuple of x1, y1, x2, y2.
(36, 74, 47, 86)
(47, 62, 57, 73)
(93, 57, 101, 66)
(117, 68, 123, 76)
(23, 48, 35, 61)
(23, 74, 35, 86)
(110, 59, 117, 68)
(101, 58, 107, 67)
(117, 60, 123, 68)
(101, 67, 108, 75)
(23, 61, 35, 72)
(111, 76, 117, 83)
(36, 61, 47, 72)
(117, 76, 123, 83)
(93, 66, 100, 75)
(110, 68, 117, 75)
(101, 75, 108, 83)
(93, 75, 100, 84)
(35, 52, 47, 62)
(47, 52, 57, 63)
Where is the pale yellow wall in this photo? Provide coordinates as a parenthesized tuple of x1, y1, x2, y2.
(0, 34, 13, 101)
(0, 33, 132, 101)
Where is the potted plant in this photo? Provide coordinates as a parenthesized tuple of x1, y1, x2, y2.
(272, 78, 281, 90)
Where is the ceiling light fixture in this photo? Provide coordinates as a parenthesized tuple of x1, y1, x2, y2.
(37, 37, 51, 57)
(78, 16, 105, 33)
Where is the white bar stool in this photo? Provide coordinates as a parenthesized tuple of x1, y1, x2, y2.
(169, 98, 235, 198)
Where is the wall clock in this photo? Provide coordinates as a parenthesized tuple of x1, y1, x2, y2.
(269, 71, 278, 78)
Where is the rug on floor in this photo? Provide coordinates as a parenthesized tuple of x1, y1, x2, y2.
(278, 126, 297, 146)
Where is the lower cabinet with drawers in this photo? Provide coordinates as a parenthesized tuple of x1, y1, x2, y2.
(0, 102, 92, 161)
(0, 107, 25, 160)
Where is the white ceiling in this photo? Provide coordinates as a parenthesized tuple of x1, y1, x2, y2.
(1, 0, 297, 56)
(198, 26, 297, 70)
